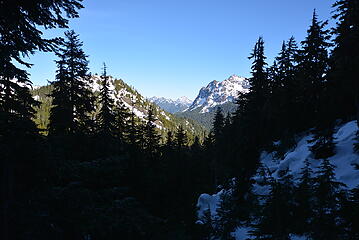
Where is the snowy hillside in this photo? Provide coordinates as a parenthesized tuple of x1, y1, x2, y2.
(197, 120, 359, 239)
(149, 96, 192, 113)
(186, 75, 249, 113)
(31, 75, 204, 135)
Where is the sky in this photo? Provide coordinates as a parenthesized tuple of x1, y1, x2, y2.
(28, 0, 334, 99)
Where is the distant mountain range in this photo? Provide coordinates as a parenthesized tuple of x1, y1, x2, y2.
(149, 96, 192, 114)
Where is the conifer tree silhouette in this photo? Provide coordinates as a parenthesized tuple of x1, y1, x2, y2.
(49, 30, 95, 136)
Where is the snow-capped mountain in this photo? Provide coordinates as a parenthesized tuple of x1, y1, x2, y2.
(149, 96, 192, 113)
(186, 74, 249, 113)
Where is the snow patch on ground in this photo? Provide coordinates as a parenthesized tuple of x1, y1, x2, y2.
(197, 120, 359, 240)
(197, 190, 224, 220)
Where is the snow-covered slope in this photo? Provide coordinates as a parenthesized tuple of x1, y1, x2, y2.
(31, 75, 204, 135)
(197, 120, 359, 239)
(186, 75, 249, 113)
(149, 96, 192, 113)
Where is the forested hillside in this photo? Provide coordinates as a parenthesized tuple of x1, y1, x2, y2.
(31, 75, 205, 139)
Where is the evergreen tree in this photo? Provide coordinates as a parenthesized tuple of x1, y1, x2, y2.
(49, 30, 95, 136)
(330, 0, 359, 125)
(211, 107, 225, 185)
(233, 36, 269, 178)
(276, 37, 298, 89)
(268, 37, 298, 146)
(128, 111, 139, 146)
(97, 63, 116, 138)
(143, 105, 161, 158)
(267, 60, 279, 93)
(296, 10, 331, 129)
(126, 98, 146, 148)
(340, 186, 359, 238)
(293, 159, 315, 235)
(114, 98, 130, 143)
(200, 207, 215, 240)
(248, 36, 269, 101)
(165, 131, 175, 150)
(251, 169, 295, 240)
(213, 190, 236, 240)
(212, 107, 225, 142)
(0, 1, 83, 238)
(310, 158, 346, 239)
(308, 125, 336, 159)
(175, 125, 188, 149)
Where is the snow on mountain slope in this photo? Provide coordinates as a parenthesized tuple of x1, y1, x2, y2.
(90, 74, 154, 122)
(186, 75, 249, 113)
(197, 120, 359, 240)
(149, 96, 192, 113)
(31, 75, 204, 135)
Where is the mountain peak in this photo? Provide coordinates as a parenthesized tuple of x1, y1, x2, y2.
(186, 75, 249, 113)
(150, 96, 192, 113)
(176, 96, 192, 105)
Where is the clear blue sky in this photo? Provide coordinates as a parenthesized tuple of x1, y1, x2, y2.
(28, 0, 334, 99)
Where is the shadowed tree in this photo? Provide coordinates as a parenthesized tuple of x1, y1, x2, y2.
(329, 0, 359, 125)
(175, 125, 188, 149)
(296, 9, 331, 129)
(49, 30, 95, 136)
(311, 158, 346, 239)
(143, 105, 161, 160)
(0, 0, 84, 238)
(114, 97, 131, 143)
(98, 63, 116, 138)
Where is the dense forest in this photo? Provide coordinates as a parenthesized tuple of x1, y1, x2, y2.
(1, 0, 359, 239)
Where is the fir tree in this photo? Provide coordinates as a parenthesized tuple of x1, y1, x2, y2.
(143, 105, 161, 158)
(126, 98, 146, 148)
(114, 98, 130, 143)
(128, 111, 139, 146)
(165, 131, 175, 150)
(233, 36, 269, 178)
(211, 107, 225, 185)
(340, 186, 359, 238)
(97, 63, 116, 138)
(251, 169, 295, 240)
(310, 158, 346, 239)
(268, 37, 298, 144)
(330, 0, 359, 125)
(212, 107, 225, 142)
(276, 37, 298, 88)
(49, 30, 95, 136)
(308, 125, 336, 159)
(175, 125, 188, 149)
(296, 10, 331, 129)
(293, 159, 315, 235)
(248, 36, 269, 101)
(200, 207, 215, 240)
(213, 190, 236, 240)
